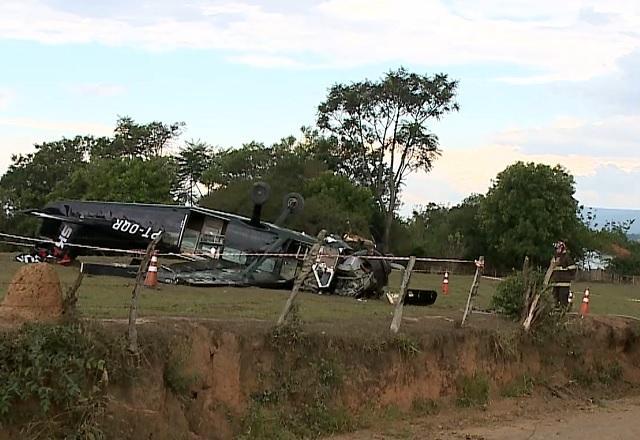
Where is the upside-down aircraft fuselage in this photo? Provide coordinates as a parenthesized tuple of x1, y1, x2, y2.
(17, 184, 394, 298)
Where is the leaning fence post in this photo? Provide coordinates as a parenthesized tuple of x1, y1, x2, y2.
(523, 256, 557, 332)
(62, 269, 84, 321)
(461, 256, 484, 327)
(128, 233, 163, 353)
(277, 230, 327, 326)
(520, 256, 532, 321)
(390, 256, 416, 334)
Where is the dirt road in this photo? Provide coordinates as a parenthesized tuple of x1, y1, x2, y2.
(459, 398, 640, 440)
(330, 396, 640, 440)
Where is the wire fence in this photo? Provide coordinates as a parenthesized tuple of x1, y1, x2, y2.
(0, 232, 477, 264)
(0, 230, 491, 334)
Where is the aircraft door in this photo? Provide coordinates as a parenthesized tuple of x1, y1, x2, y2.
(180, 213, 226, 257)
(198, 217, 225, 257)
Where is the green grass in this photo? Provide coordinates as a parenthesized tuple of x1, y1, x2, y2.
(570, 280, 640, 317)
(1, 253, 639, 326)
(456, 373, 490, 407)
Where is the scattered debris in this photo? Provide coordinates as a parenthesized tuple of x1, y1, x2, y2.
(16, 182, 392, 300)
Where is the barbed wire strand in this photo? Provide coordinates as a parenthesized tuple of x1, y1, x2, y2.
(0, 232, 478, 264)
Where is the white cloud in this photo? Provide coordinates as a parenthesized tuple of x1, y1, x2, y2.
(401, 112, 640, 212)
(577, 164, 640, 209)
(0, 117, 112, 134)
(494, 114, 640, 157)
(0, 0, 638, 82)
(0, 88, 15, 110)
(0, 136, 38, 171)
(225, 54, 306, 69)
(0, 117, 113, 174)
(552, 49, 640, 113)
(69, 83, 126, 97)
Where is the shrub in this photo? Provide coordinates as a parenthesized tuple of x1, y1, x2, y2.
(501, 373, 535, 397)
(411, 398, 439, 415)
(491, 270, 543, 319)
(456, 373, 490, 407)
(0, 324, 108, 437)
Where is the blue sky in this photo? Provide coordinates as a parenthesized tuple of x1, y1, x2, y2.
(1, 0, 639, 214)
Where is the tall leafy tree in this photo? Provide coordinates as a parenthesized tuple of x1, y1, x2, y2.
(0, 137, 94, 211)
(90, 116, 184, 159)
(176, 140, 212, 205)
(317, 67, 459, 249)
(199, 139, 376, 236)
(0, 137, 95, 235)
(0, 118, 184, 236)
(479, 162, 583, 271)
(202, 141, 274, 190)
(51, 157, 179, 204)
(390, 195, 486, 258)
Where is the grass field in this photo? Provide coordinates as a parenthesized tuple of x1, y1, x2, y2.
(1, 253, 639, 326)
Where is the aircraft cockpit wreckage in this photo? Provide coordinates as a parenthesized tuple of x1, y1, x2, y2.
(16, 183, 398, 300)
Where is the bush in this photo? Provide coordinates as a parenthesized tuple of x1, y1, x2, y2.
(163, 359, 196, 397)
(491, 270, 543, 319)
(501, 373, 535, 397)
(456, 373, 489, 407)
(0, 324, 108, 437)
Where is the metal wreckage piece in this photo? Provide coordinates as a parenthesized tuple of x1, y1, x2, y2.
(303, 235, 390, 298)
(14, 182, 391, 300)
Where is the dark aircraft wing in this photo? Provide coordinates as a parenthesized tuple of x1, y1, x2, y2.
(26, 210, 110, 227)
(27, 211, 85, 224)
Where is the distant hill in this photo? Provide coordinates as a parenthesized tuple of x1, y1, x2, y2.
(591, 208, 640, 234)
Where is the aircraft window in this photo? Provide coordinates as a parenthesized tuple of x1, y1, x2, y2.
(256, 258, 276, 273)
(181, 228, 200, 252)
(221, 247, 247, 265)
(199, 218, 224, 248)
(224, 223, 277, 252)
(280, 258, 299, 281)
(182, 229, 200, 252)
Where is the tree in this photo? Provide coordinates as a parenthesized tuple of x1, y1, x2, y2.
(0, 138, 92, 211)
(479, 162, 583, 271)
(317, 67, 459, 249)
(199, 140, 377, 237)
(607, 241, 640, 275)
(389, 194, 486, 258)
(0, 118, 185, 237)
(0, 137, 95, 235)
(298, 173, 376, 236)
(90, 116, 184, 159)
(175, 140, 212, 205)
(201, 141, 275, 190)
(51, 157, 179, 204)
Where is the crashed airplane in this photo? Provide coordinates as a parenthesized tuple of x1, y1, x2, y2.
(16, 183, 393, 299)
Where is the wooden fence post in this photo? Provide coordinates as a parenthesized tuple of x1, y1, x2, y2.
(128, 233, 163, 353)
(522, 256, 556, 332)
(277, 230, 327, 326)
(461, 256, 484, 327)
(520, 256, 532, 322)
(389, 256, 416, 334)
(62, 269, 84, 321)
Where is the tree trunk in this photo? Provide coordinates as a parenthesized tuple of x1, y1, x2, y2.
(382, 182, 397, 252)
(383, 208, 394, 253)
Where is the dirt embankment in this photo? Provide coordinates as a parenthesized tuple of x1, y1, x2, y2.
(0, 263, 63, 324)
(89, 315, 640, 440)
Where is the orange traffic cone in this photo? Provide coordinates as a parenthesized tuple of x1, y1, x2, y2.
(442, 271, 449, 295)
(580, 287, 590, 317)
(144, 253, 159, 288)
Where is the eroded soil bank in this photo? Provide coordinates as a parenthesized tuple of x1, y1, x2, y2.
(2, 314, 640, 439)
(103, 315, 640, 439)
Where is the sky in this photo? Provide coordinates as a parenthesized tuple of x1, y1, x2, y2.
(1, 0, 639, 215)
